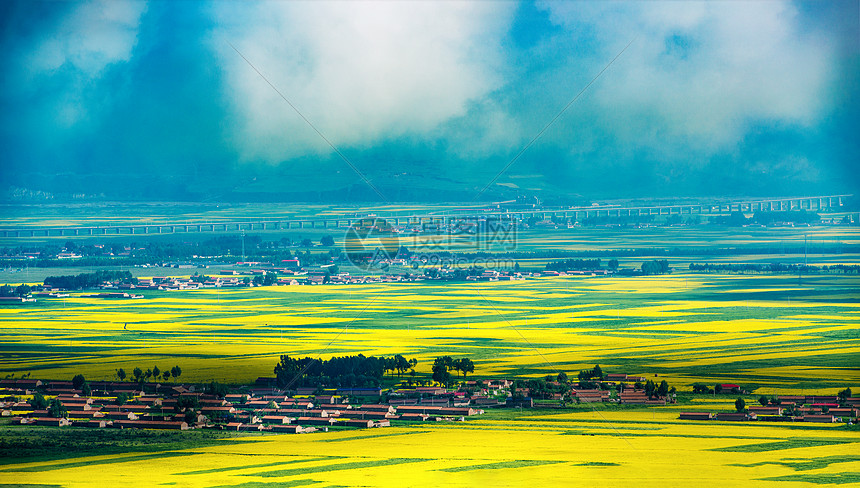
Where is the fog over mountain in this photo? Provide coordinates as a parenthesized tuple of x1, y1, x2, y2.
(1, 0, 857, 202)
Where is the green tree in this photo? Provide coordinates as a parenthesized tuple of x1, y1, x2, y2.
(758, 395, 769, 406)
(48, 398, 67, 418)
(608, 259, 619, 271)
(72, 374, 86, 390)
(81, 382, 92, 397)
(15, 284, 31, 297)
(431, 357, 452, 387)
(657, 380, 669, 397)
(735, 397, 746, 412)
(557, 372, 568, 383)
(115, 392, 128, 406)
(454, 358, 474, 378)
(321, 235, 335, 247)
(116, 368, 126, 382)
(393, 355, 411, 377)
(29, 391, 48, 410)
(152, 365, 161, 382)
(171, 366, 182, 380)
(205, 382, 229, 398)
(132, 367, 143, 382)
(175, 395, 200, 412)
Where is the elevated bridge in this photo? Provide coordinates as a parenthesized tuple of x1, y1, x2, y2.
(0, 194, 851, 238)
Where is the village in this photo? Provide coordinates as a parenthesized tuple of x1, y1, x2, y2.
(3, 371, 855, 435)
(2, 258, 619, 300)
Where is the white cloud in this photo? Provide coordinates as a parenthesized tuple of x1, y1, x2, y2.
(211, 0, 516, 163)
(28, 0, 147, 75)
(20, 0, 147, 128)
(540, 0, 833, 160)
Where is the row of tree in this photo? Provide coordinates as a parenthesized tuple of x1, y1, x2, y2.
(544, 259, 606, 271)
(430, 356, 475, 386)
(273, 354, 419, 389)
(0, 284, 31, 297)
(689, 263, 860, 274)
(115, 365, 182, 384)
(43, 270, 136, 290)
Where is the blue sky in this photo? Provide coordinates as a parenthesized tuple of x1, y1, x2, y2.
(1, 0, 857, 201)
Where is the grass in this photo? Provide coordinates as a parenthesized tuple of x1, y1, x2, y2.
(437, 460, 564, 472)
(711, 439, 856, 452)
(249, 458, 429, 478)
(759, 473, 860, 485)
(0, 425, 245, 465)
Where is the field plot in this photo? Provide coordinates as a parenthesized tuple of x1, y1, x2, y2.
(0, 408, 857, 488)
(1, 273, 858, 391)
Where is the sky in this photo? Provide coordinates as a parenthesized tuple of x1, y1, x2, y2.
(1, 0, 857, 202)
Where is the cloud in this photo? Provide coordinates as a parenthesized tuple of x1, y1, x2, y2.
(538, 0, 833, 160)
(211, 1, 516, 164)
(14, 0, 147, 129)
(26, 0, 147, 76)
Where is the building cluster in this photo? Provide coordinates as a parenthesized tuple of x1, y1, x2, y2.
(680, 394, 859, 423)
(0, 378, 486, 434)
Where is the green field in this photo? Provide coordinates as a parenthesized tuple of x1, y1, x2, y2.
(2, 273, 858, 392)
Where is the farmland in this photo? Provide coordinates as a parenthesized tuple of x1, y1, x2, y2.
(2, 220, 859, 486)
(1, 273, 857, 391)
(1, 405, 858, 487)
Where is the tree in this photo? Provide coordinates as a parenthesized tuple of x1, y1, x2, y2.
(692, 383, 710, 394)
(14, 284, 31, 297)
(735, 397, 746, 412)
(758, 395, 769, 406)
(115, 392, 128, 406)
(644, 380, 656, 397)
(171, 366, 182, 380)
(454, 358, 474, 378)
(29, 391, 48, 410)
(152, 366, 161, 382)
(608, 259, 619, 271)
(81, 382, 92, 397)
(393, 355, 411, 377)
(301, 238, 313, 248)
(714, 384, 723, 394)
(206, 382, 229, 398)
(175, 395, 199, 412)
(162, 370, 170, 382)
(592, 364, 603, 380)
(431, 357, 452, 387)
(116, 368, 126, 382)
(72, 374, 86, 390)
(132, 367, 143, 382)
(657, 380, 669, 397)
(48, 398, 67, 418)
(321, 235, 335, 247)
(557, 372, 568, 383)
